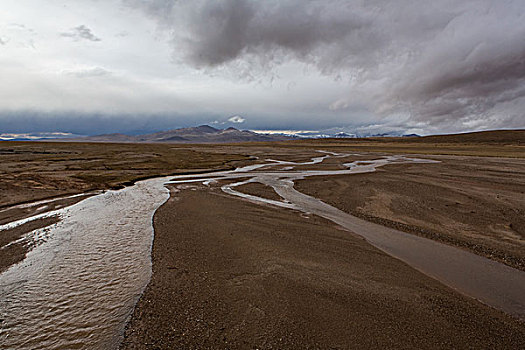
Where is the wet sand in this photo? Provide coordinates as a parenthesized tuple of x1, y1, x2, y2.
(0, 216, 59, 273)
(120, 185, 525, 349)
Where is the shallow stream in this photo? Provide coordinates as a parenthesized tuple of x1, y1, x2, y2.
(0, 178, 170, 349)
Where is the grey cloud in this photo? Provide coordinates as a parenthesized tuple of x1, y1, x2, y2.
(0, 108, 360, 135)
(8, 23, 34, 31)
(131, 0, 378, 71)
(64, 67, 112, 78)
(4, 22, 37, 48)
(129, 0, 525, 133)
(61, 25, 101, 42)
(115, 31, 130, 38)
(378, 5, 525, 131)
(0, 37, 6, 45)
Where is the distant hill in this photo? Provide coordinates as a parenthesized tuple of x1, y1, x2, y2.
(68, 125, 292, 143)
(78, 133, 140, 142)
(413, 130, 524, 144)
(343, 129, 522, 144)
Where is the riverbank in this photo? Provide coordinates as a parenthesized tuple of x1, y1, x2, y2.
(295, 155, 525, 271)
(120, 184, 525, 349)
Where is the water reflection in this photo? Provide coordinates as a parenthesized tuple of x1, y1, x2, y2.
(0, 178, 170, 349)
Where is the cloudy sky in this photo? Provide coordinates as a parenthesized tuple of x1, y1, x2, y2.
(1, 0, 524, 136)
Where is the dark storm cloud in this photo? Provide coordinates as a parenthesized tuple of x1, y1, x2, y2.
(61, 25, 101, 42)
(181, 1, 371, 70)
(0, 108, 355, 135)
(129, 0, 384, 71)
(128, 0, 525, 132)
(0, 110, 224, 135)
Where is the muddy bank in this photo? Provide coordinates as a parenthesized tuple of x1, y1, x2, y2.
(296, 156, 525, 270)
(0, 217, 59, 273)
(120, 185, 525, 349)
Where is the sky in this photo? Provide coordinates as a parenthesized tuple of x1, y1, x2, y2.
(1, 0, 524, 136)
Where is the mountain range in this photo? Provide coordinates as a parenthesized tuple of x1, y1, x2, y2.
(5, 126, 520, 144)
(67, 125, 293, 143)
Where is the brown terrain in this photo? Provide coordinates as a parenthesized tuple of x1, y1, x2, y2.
(284, 129, 525, 158)
(1, 130, 524, 348)
(120, 185, 525, 349)
(70, 125, 291, 143)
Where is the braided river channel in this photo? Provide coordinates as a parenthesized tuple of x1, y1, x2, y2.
(1, 152, 524, 349)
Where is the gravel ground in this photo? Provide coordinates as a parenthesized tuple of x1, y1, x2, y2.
(120, 185, 525, 349)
